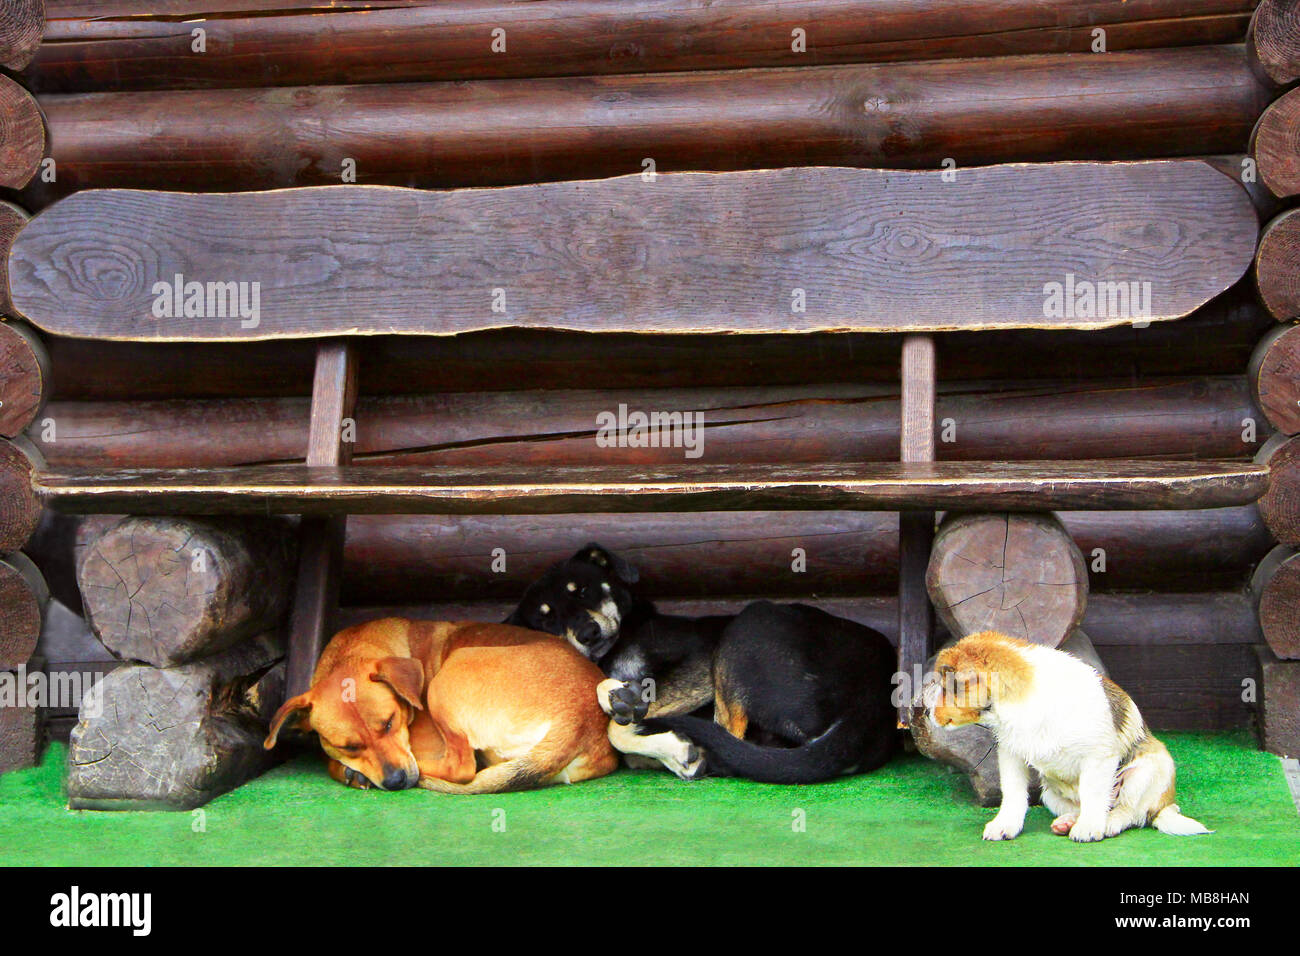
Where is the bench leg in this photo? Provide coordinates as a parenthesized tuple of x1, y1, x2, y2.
(284, 341, 358, 699)
(897, 334, 936, 727)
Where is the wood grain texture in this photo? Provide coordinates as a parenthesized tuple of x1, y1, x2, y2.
(27, 0, 1254, 92)
(0, 200, 29, 316)
(0, 655, 42, 773)
(897, 334, 935, 726)
(0, 74, 43, 190)
(0, 551, 47, 670)
(1255, 433, 1300, 545)
(1248, 0, 1300, 86)
(1252, 545, 1300, 660)
(0, 0, 43, 72)
(1256, 209, 1300, 321)
(1253, 645, 1300, 756)
(21, 45, 1271, 200)
(1249, 323, 1300, 435)
(78, 516, 296, 667)
(31, 459, 1271, 515)
(0, 435, 42, 552)
(9, 164, 1258, 340)
(927, 512, 1088, 647)
(0, 320, 48, 437)
(1250, 87, 1300, 200)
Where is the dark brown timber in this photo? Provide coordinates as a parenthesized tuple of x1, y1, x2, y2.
(78, 516, 296, 667)
(1250, 324, 1300, 435)
(927, 513, 1088, 647)
(1255, 434, 1300, 545)
(0, 551, 48, 671)
(0, 436, 42, 552)
(1247, 0, 1300, 87)
(0, 201, 29, 316)
(28, 0, 1255, 92)
(0, 75, 43, 191)
(0, 0, 43, 72)
(1250, 88, 1300, 201)
(9, 165, 1258, 340)
(1256, 209, 1300, 321)
(0, 320, 48, 437)
(30, 459, 1271, 516)
(21, 47, 1272, 199)
(1252, 545, 1300, 660)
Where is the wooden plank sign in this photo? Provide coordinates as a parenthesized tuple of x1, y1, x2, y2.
(9, 162, 1256, 340)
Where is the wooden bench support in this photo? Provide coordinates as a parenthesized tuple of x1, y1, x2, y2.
(285, 342, 358, 699)
(897, 334, 935, 727)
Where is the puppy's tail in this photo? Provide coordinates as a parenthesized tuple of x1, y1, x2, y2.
(417, 758, 546, 795)
(1152, 804, 1213, 836)
(645, 708, 895, 785)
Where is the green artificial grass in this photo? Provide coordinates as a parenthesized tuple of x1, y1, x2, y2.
(0, 732, 1295, 866)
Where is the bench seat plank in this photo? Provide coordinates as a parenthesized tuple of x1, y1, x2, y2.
(32, 460, 1269, 514)
(9, 162, 1255, 340)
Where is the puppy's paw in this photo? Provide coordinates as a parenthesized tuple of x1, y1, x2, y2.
(1051, 813, 1078, 836)
(344, 766, 373, 790)
(982, 815, 1023, 841)
(597, 678, 648, 725)
(596, 678, 625, 717)
(1069, 817, 1107, 843)
(634, 727, 705, 780)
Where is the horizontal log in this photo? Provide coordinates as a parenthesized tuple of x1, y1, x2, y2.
(1254, 433, 1300, 544)
(1253, 645, 1300, 756)
(36, 288, 1273, 399)
(0, 436, 42, 552)
(0, 0, 43, 72)
(1252, 544, 1300, 659)
(0, 74, 43, 190)
(1250, 87, 1300, 200)
(31, 459, 1272, 516)
(342, 591, 1262, 730)
(1249, 323, 1300, 435)
(1256, 209, 1300, 321)
(0, 551, 48, 670)
(28, 0, 1256, 92)
(10, 164, 1256, 339)
(0, 320, 48, 438)
(1248, 0, 1300, 87)
(22, 46, 1272, 199)
(30, 377, 1266, 470)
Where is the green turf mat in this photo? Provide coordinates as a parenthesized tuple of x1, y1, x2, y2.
(1, 732, 1295, 866)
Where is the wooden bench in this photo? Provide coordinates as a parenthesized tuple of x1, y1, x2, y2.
(6, 161, 1267, 723)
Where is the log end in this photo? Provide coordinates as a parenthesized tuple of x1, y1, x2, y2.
(1255, 434, 1300, 547)
(0, 320, 48, 438)
(1251, 88, 1300, 201)
(0, 552, 47, 670)
(0, 436, 42, 553)
(1249, 0, 1300, 88)
(1256, 210, 1300, 322)
(0, 76, 44, 191)
(0, 0, 44, 72)
(1250, 323, 1300, 436)
(1252, 545, 1300, 660)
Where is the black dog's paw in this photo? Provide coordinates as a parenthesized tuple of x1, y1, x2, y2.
(597, 678, 650, 725)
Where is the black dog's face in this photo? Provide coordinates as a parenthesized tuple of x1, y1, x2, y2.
(508, 544, 637, 661)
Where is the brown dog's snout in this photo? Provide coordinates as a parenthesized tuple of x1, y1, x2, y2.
(381, 766, 415, 791)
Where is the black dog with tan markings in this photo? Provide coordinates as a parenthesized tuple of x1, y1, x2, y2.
(508, 544, 898, 782)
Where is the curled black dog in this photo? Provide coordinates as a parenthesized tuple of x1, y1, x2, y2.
(507, 543, 898, 783)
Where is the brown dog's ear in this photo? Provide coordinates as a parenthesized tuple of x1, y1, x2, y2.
(264, 693, 313, 750)
(371, 657, 425, 710)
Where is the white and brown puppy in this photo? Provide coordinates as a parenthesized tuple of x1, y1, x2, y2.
(930, 631, 1211, 843)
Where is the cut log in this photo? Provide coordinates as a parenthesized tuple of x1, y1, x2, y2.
(926, 512, 1088, 647)
(0, 0, 43, 72)
(1253, 645, 1300, 757)
(1248, 0, 1300, 87)
(0, 551, 48, 671)
(1254, 433, 1300, 545)
(0, 435, 42, 552)
(10, 164, 1257, 339)
(78, 516, 296, 667)
(21, 47, 1270, 199)
(913, 629, 1106, 805)
(30, 377, 1265, 471)
(1256, 209, 1300, 321)
(38, 288, 1272, 399)
(1249, 323, 1300, 435)
(0, 74, 44, 190)
(1250, 88, 1300, 201)
(0, 321, 48, 438)
(0, 655, 43, 773)
(67, 633, 285, 810)
(27, 0, 1255, 92)
(0, 201, 30, 317)
(31, 459, 1271, 517)
(1251, 544, 1300, 660)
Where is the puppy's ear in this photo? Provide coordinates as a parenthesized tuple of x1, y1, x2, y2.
(264, 693, 313, 750)
(371, 657, 425, 710)
(575, 542, 640, 584)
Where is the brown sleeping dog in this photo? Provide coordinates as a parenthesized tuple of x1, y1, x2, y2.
(263, 617, 618, 794)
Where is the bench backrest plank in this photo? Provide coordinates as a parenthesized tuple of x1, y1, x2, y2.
(7, 162, 1255, 342)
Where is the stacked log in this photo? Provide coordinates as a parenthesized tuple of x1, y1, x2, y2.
(1246, 20, 1300, 756)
